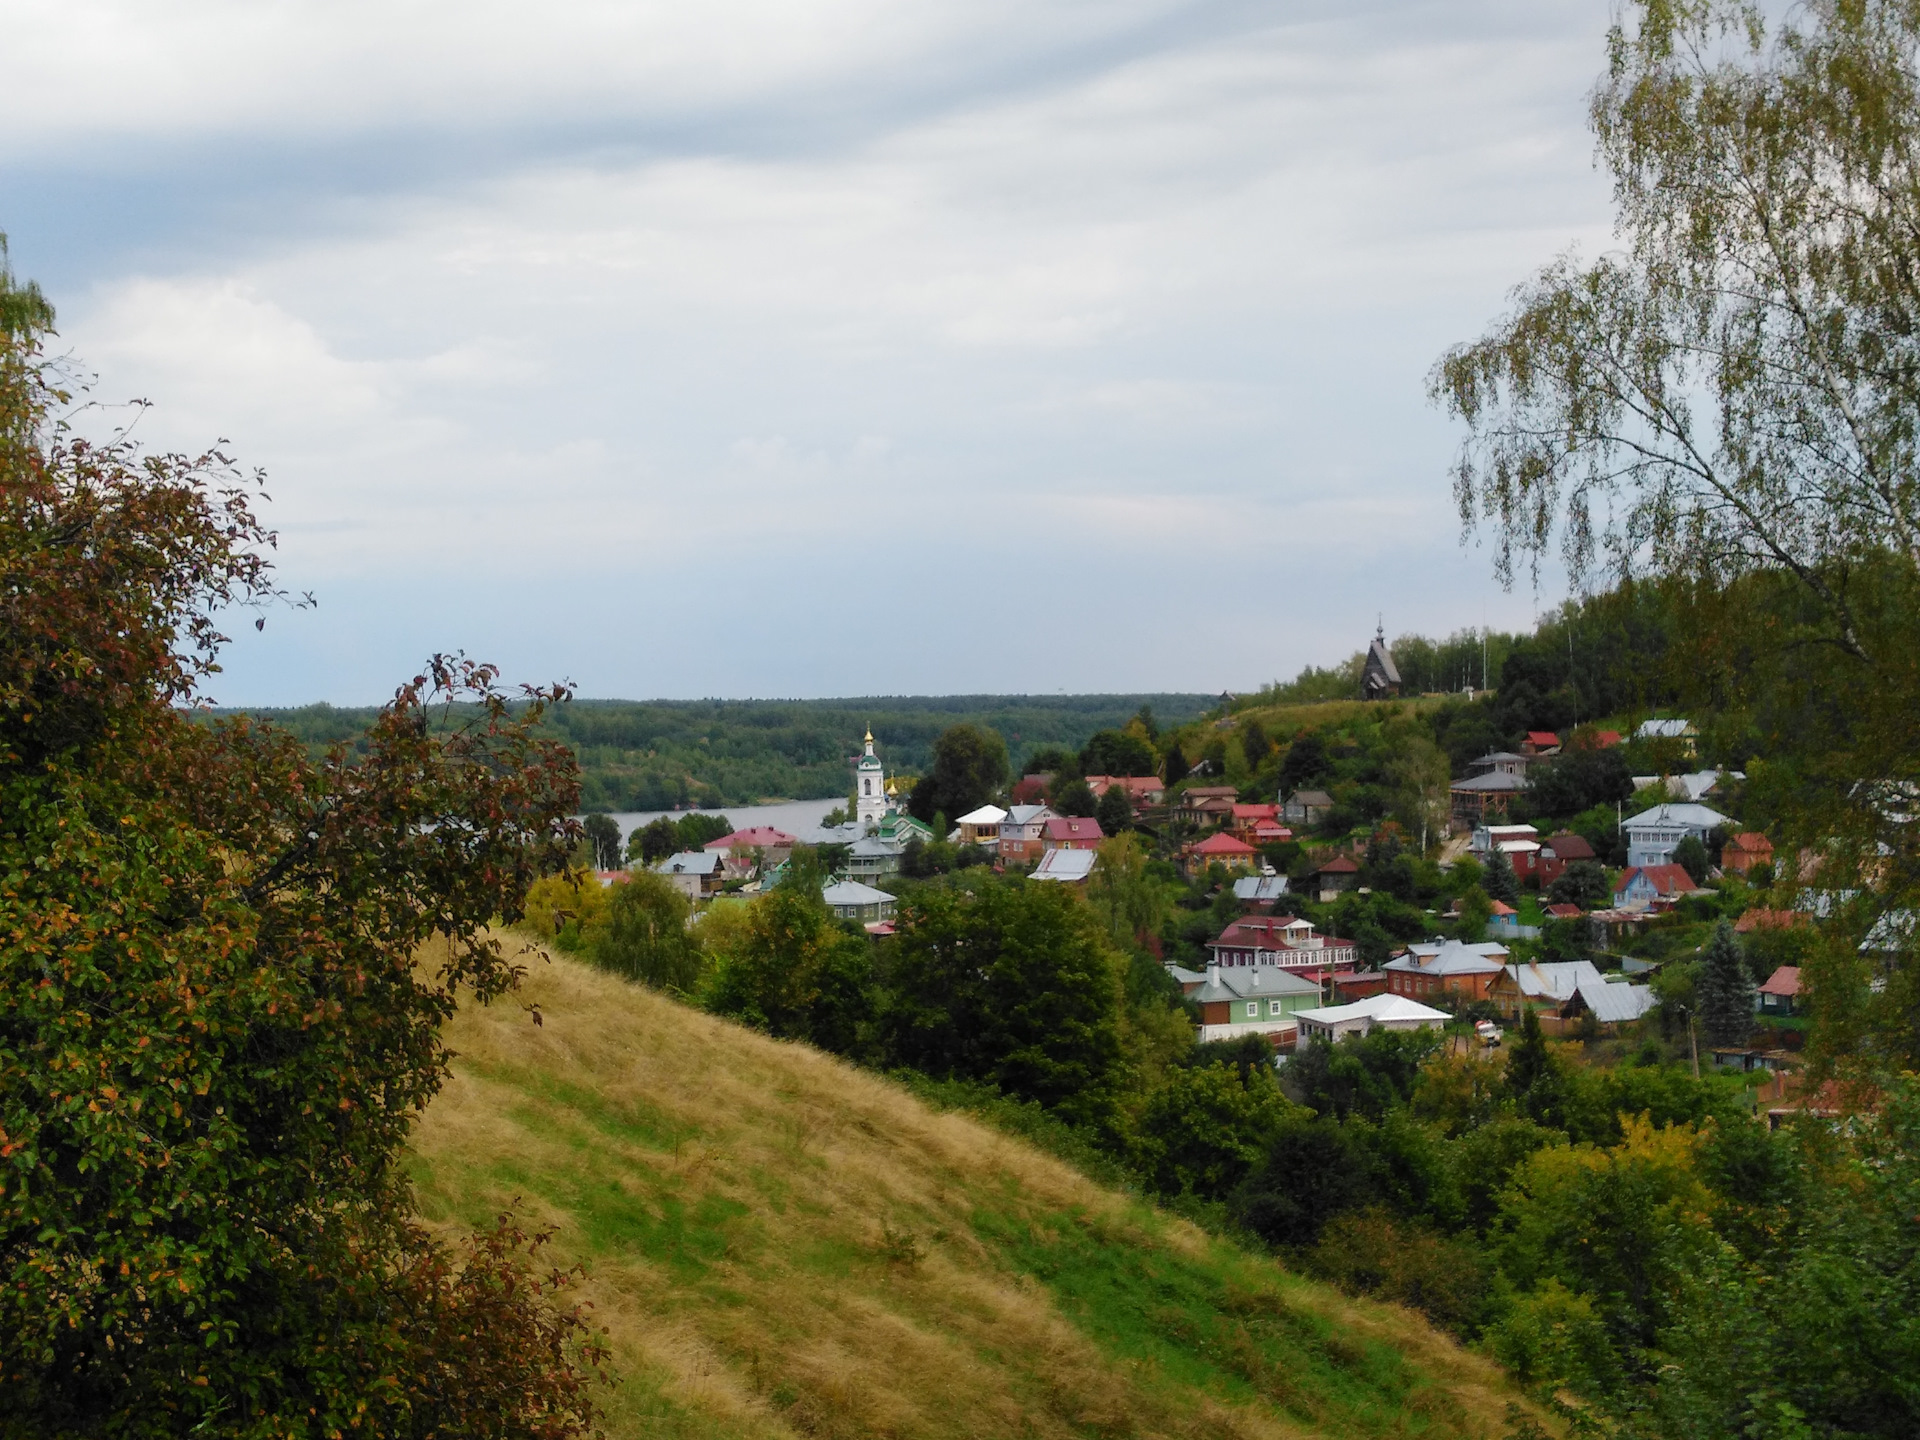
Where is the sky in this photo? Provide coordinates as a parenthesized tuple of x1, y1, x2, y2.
(2, 0, 1617, 705)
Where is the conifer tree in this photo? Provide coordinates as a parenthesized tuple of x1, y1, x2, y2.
(1698, 919, 1756, 1045)
(1485, 845, 1522, 905)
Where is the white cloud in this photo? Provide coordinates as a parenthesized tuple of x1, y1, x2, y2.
(30, 0, 1620, 702)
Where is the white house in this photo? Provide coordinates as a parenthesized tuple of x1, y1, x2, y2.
(954, 804, 1008, 850)
(1293, 993, 1451, 1045)
(654, 850, 723, 900)
(822, 880, 895, 922)
(1623, 802, 1730, 867)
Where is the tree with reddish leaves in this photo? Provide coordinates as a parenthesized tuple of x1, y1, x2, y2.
(0, 245, 605, 1437)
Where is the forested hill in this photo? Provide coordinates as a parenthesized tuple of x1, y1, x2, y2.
(215, 693, 1214, 811)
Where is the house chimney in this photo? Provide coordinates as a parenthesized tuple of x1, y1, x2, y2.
(1208, 964, 1221, 985)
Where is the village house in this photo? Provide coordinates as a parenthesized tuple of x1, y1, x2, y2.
(953, 804, 1008, 850)
(1622, 802, 1730, 867)
(1521, 730, 1562, 756)
(1230, 803, 1283, 844)
(1295, 993, 1450, 1045)
(1042, 815, 1104, 852)
(1449, 752, 1532, 830)
(1735, 907, 1805, 936)
(1180, 785, 1240, 825)
(1471, 822, 1543, 880)
(1185, 831, 1257, 876)
(1232, 874, 1291, 909)
(822, 879, 896, 924)
(1613, 862, 1701, 910)
(997, 804, 1053, 865)
(1031, 848, 1097, 883)
(1206, 914, 1357, 974)
(1757, 965, 1801, 1017)
(654, 849, 726, 899)
(1565, 976, 1659, 1029)
(1487, 958, 1603, 1018)
(1721, 830, 1774, 876)
(1190, 965, 1324, 1044)
(702, 825, 797, 881)
(1313, 854, 1360, 898)
(1281, 789, 1335, 827)
(1384, 939, 1509, 1002)
(1536, 831, 1597, 886)
(1635, 717, 1699, 756)
(1086, 775, 1165, 808)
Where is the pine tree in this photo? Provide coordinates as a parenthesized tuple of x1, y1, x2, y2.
(1485, 846, 1522, 905)
(1697, 919, 1756, 1045)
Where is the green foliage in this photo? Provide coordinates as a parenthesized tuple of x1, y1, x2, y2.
(1232, 1116, 1379, 1247)
(1698, 920, 1756, 1046)
(1131, 1063, 1298, 1202)
(1080, 728, 1156, 777)
(908, 723, 1011, 825)
(1483, 847, 1521, 905)
(1095, 782, 1134, 836)
(1052, 776, 1097, 817)
(587, 872, 704, 992)
(583, 811, 622, 869)
(1278, 731, 1330, 794)
(1546, 858, 1610, 909)
(0, 285, 601, 1436)
(627, 814, 681, 863)
(697, 864, 872, 1055)
(876, 880, 1126, 1125)
(1287, 1029, 1445, 1122)
(1162, 742, 1189, 786)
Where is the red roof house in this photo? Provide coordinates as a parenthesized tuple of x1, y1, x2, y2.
(704, 826, 799, 853)
(1757, 965, 1801, 1016)
(1722, 831, 1775, 875)
(1545, 902, 1584, 920)
(1614, 863, 1698, 908)
(1523, 731, 1562, 756)
(1186, 830, 1257, 875)
(1735, 908, 1806, 935)
(1042, 816, 1105, 852)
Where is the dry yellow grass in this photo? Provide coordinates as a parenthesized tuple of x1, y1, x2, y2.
(408, 937, 1541, 1440)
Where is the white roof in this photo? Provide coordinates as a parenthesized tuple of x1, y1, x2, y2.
(1502, 959, 1606, 1002)
(1637, 718, 1695, 739)
(1624, 802, 1730, 831)
(822, 880, 894, 906)
(1232, 875, 1291, 902)
(1031, 848, 1097, 882)
(956, 804, 1009, 825)
(1003, 804, 1052, 825)
(1479, 824, 1540, 840)
(655, 850, 722, 876)
(1576, 978, 1658, 1024)
(1296, 994, 1451, 1026)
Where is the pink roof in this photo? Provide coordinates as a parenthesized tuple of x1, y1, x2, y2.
(1592, 730, 1623, 748)
(1043, 816, 1105, 842)
(1489, 900, 1517, 916)
(1726, 831, 1773, 854)
(1758, 965, 1801, 998)
(1318, 855, 1360, 874)
(1232, 803, 1281, 820)
(1252, 821, 1293, 841)
(705, 826, 799, 851)
(1193, 831, 1256, 855)
(1545, 902, 1583, 918)
(1526, 731, 1560, 747)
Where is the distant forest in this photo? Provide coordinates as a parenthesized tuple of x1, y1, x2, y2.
(215, 694, 1217, 810)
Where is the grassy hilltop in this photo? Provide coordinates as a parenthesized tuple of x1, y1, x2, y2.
(409, 942, 1540, 1440)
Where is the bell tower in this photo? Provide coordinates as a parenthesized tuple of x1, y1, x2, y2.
(855, 728, 886, 827)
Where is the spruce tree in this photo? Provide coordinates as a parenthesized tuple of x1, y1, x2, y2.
(1697, 918, 1757, 1045)
(1485, 845, 1522, 905)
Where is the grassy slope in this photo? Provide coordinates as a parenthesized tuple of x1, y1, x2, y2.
(409, 943, 1539, 1440)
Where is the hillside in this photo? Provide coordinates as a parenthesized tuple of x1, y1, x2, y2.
(409, 943, 1543, 1440)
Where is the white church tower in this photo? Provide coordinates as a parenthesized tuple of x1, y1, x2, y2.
(855, 728, 887, 827)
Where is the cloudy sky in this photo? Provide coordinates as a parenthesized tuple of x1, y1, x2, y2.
(4, 0, 1615, 705)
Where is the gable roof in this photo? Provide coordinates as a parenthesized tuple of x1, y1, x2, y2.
(1365, 634, 1401, 685)
(1735, 907, 1803, 934)
(1210, 915, 1318, 950)
(1544, 832, 1596, 860)
(1758, 966, 1802, 998)
(1194, 831, 1257, 856)
(1617, 863, 1697, 897)
(1232, 875, 1291, 902)
(1194, 966, 1323, 1003)
(1450, 770, 1530, 793)
(1544, 902, 1584, 919)
(655, 850, 722, 876)
(1498, 959, 1606, 1002)
(822, 880, 894, 906)
(1296, 993, 1449, 1027)
(1624, 802, 1730, 831)
(1032, 848, 1098, 882)
(1385, 941, 1508, 977)
(1725, 831, 1773, 855)
(1232, 803, 1281, 820)
(1043, 816, 1104, 843)
(1525, 730, 1561, 747)
(704, 825, 798, 851)
(1636, 718, 1696, 739)
(1285, 789, 1334, 807)
(955, 804, 1009, 826)
(1316, 855, 1359, 874)
(1576, 978, 1658, 1024)
(1002, 804, 1052, 825)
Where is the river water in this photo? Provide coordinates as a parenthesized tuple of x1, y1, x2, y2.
(600, 798, 847, 847)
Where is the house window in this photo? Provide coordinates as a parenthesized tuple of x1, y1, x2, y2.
(1269, 1000, 1282, 1015)
(1246, 1002, 1258, 1018)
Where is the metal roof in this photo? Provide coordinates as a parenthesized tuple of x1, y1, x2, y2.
(822, 880, 895, 906)
(1575, 978, 1657, 1024)
(1296, 994, 1449, 1026)
(1195, 966, 1324, 1003)
(654, 850, 722, 876)
(1031, 849, 1098, 882)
